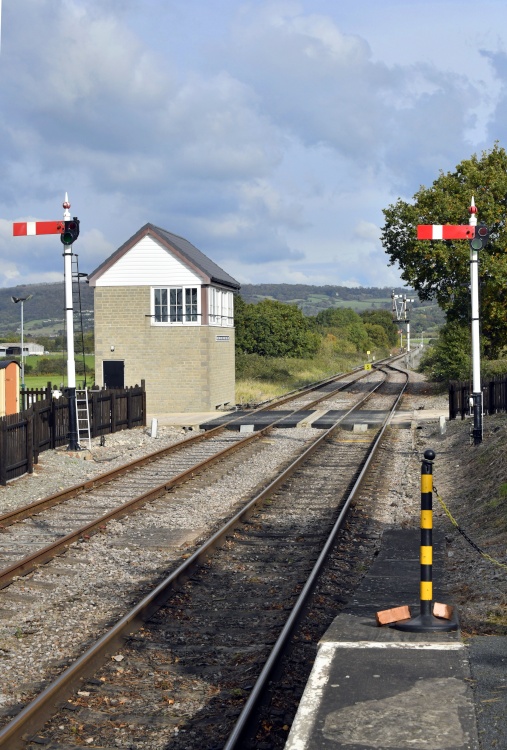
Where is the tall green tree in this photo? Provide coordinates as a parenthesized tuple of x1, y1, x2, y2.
(235, 297, 320, 358)
(381, 144, 507, 357)
(314, 308, 370, 352)
(360, 310, 398, 347)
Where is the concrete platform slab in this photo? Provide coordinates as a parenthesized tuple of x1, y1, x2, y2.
(286, 627, 478, 750)
(285, 528, 479, 750)
(468, 636, 507, 750)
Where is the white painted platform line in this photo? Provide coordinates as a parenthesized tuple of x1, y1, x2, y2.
(323, 641, 464, 650)
(284, 642, 335, 750)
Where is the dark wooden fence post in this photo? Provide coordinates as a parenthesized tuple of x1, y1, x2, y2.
(449, 383, 455, 420)
(50, 397, 57, 449)
(26, 410, 34, 476)
(91, 390, 98, 438)
(141, 379, 146, 427)
(110, 390, 116, 433)
(127, 388, 133, 429)
(488, 379, 495, 415)
(0, 418, 6, 486)
(33, 401, 40, 465)
(461, 383, 468, 420)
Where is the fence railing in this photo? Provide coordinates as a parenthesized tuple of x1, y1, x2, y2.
(0, 383, 146, 485)
(449, 375, 507, 420)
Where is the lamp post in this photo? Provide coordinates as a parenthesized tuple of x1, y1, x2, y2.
(11, 294, 33, 388)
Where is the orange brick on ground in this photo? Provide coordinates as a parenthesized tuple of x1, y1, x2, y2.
(375, 605, 411, 626)
(433, 602, 454, 620)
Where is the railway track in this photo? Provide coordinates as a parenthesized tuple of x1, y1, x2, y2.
(0, 363, 408, 748)
(0, 364, 387, 590)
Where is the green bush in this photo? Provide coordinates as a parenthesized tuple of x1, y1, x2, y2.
(235, 297, 320, 358)
(418, 322, 471, 381)
(34, 357, 67, 375)
(481, 360, 507, 379)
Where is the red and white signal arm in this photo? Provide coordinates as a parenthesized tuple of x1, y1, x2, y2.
(13, 221, 64, 237)
(417, 225, 475, 240)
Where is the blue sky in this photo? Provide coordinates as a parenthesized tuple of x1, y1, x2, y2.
(1, 0, 506, 290)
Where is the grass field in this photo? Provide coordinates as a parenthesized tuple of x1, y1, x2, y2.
(14, 350, 381, 402)
(17, 354, 95, 389)
(21, 374, 92, 389)
(234, 349, 369, 404)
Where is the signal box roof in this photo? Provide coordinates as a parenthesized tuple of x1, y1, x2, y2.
(88, 224, 240, 290)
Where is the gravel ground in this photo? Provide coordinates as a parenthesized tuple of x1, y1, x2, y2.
(0, 423, 320, 714)
(0, 370, 505, 748)
(388, 369, 507, 750)
(0, 424, 188, 515)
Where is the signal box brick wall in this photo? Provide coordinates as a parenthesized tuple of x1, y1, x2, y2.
(89, 225, 239, 414)
(94, 287, 235, 412)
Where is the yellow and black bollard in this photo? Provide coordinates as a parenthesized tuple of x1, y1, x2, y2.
(394, 449, 457, 632)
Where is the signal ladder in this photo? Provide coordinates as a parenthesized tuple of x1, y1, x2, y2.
(75, 389, 91, 450)
(72, 252, 92, 449)
(72, 253, 88, 381)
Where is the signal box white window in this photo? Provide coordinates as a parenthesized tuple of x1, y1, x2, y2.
(152, 287, 199, 324)
(209, 288, 234, 327)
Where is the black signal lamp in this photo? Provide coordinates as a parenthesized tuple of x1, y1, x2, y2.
(61, 217, 80, 246)
(470, 223, 489, 251)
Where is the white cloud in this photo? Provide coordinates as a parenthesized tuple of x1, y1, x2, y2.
(1, 0, 506, 291)
(354, 220, 380, 243)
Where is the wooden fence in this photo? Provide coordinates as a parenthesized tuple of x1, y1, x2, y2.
(449, 375, 507, 420)
(0, 384, 146, 485)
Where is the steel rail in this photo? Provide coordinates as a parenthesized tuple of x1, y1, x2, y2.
(0, 369, 388, 590)
(0, 364, 377, 530)
(223, 367, 409, 749)
(0, 368, 397, 749)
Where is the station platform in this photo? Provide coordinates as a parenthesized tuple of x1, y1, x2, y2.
(284, 528, 480, 750)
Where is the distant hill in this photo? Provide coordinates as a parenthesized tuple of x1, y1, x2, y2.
(0, 281, 93, 336)
(239, 284, 445, 334)
(240, 283, 407, 315)
(0, 280, 444, 338)
(240, 284, 406, 315)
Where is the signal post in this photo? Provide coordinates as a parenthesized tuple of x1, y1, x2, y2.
(61, 196, 81, 450)
(13, 194, 81, 450)
(417, 197, 489, 445)
(392, 292, 415, 352)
